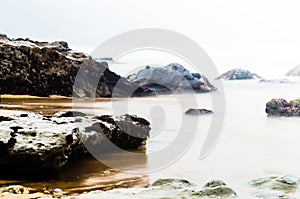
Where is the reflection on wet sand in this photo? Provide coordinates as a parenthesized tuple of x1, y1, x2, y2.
(0, 155, 149, 194)
(0, 95, 113, 115)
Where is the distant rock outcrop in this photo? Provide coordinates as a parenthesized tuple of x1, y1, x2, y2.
(0, 34, 151, 97)
(216, 68, 261, 80)
(185, 108, 213, 116)
(127, 63, 216, 94)
(286, 65, 300, 76)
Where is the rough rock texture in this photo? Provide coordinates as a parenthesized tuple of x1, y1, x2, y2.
(70, 178, 237, 199)
(0, 34, 150, 97)
(216, 68, 261, 80)
(0, 185, 31, 194)
(249, 175, 300, 199)
(265, 98, 300, 116)
(0, 111, 150, 170)
(286, 65, 300, 76)
(127, 63, 216, 94)
(185, 108, 213, 115)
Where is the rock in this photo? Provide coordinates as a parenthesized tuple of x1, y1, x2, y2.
(70, 178, 237, 199)
(259, 78, 292, 83)
(265, 98, 300, 117)
(185, 108, 213, 115)
(127, 63, 216, 94)
(0, 34, 151, 97)
(53, 188, 63, 196)
(0, 111, 150, 170)
(286, 65, 300, 76)
(249, 175, 300, 199)
(0, 185, 31, 194)
(216, 68, 261, 80)
(203, 179, 227, 188)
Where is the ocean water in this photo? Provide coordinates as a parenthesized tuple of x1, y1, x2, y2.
(1, 80, 300, 197)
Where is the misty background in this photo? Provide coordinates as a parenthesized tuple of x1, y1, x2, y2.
(1, 0, 300, 78)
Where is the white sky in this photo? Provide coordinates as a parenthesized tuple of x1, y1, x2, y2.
(1, 0, 300, 78)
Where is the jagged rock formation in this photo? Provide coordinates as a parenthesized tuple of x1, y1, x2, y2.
(127, 63, 216, 94)
(0, 34, 150, 97)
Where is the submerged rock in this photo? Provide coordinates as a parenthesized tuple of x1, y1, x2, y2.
(0, 34, 151, 97)
(127, 63, 216, 94)
(0, 111, 150, 170)
(70, 178, 237, 199)
(259, 78, 292, 84)
(216, 68, 261, 80)
(185, 108, 213, 115)
(286, 65, 300, 76)
(265, 98, 300, 117)
(249, 175, 300, 199)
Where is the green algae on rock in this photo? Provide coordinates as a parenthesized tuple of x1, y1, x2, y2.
(68, 178, 237, 199)
(249, 175, 300, 199)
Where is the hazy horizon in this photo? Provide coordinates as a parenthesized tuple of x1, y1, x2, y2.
(2, 0, 300, 78)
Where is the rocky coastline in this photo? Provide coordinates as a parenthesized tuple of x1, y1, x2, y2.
(2, 175, 300, 198)
(0, 34, 216, 98)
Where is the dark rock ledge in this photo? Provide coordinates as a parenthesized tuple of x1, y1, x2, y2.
(0, 111, 150, 170)
(0, 34, 151, 97)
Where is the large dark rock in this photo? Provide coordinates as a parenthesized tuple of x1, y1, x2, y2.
(0, 111, 150, 170)
(0, 34, 151, 97)
(216, 68, 261, 80)
(265, 98, 300, 117)
(127, 63, 216, 94)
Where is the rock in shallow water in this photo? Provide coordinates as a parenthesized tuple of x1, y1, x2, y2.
(265, 98, 300, 117)
(249, 175, 300, 199)
(185, 108, 213, 116)
(127, 63, 216, 94)
(70, 178, 237, 199)
(0, 111, 150, 170)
